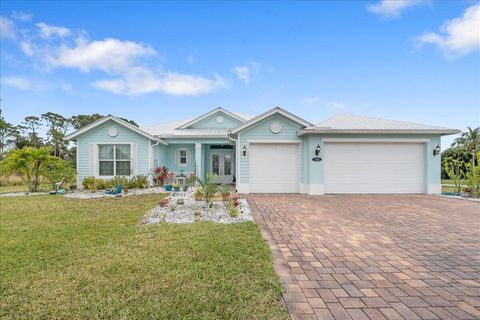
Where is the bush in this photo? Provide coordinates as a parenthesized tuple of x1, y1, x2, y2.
(82, 177, 106, 191)
(130, 175, 148, 189)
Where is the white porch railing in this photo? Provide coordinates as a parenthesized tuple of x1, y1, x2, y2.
(171, 171, 195, 186)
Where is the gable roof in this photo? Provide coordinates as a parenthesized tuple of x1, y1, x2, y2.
(298, 114, 460, 135)
(175, 107, 250, 129)
(66, 115, 168, 144)
(230, 107, 313, 134)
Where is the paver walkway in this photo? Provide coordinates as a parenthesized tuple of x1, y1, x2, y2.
(246, 194, 480, 320)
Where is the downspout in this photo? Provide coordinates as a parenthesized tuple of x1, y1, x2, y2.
(227, 131, 239, 191)
(149, 138, 161, 187)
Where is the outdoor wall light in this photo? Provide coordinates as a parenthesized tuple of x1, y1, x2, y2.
(242, 145, 247, 157)
(433, 145, 441, 156)
(315, 144, 321, 156)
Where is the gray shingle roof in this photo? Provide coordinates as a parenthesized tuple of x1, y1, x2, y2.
(300, 114, 459, 135)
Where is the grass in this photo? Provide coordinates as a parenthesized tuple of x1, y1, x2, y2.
(0, 194, 287, 319)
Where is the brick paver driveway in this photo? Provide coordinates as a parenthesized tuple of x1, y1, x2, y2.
(246, 194, 480, 320)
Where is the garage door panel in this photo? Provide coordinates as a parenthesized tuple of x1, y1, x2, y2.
(250, 144, 298, 193)
(324, 142, 424, 194)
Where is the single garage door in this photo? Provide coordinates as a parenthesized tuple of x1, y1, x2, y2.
(324, 142, 425, 194)
(250, 143, 299, 193)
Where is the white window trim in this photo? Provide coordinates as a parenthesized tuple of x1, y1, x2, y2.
(177, 148, 188, 166)
(98, 144, 132, 177)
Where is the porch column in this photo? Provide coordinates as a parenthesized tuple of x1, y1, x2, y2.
(195, 143, 202, 180)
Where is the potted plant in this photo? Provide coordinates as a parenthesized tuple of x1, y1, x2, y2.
(173, 183, 181, 191)
(165, 184, 173, 191)
(219, 185, 231, 201)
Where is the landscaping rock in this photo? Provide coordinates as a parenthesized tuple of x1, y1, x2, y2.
(141, 188, 254, 225)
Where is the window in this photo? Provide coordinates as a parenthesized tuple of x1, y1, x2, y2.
(178, 148, 188, 166)
(98, 144, 131, 176)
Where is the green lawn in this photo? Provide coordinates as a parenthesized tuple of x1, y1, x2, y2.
(0, 195, 287, 319)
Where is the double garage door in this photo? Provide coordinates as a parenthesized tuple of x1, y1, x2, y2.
(324, 142, 425, 194)
(248, 142, 425, 194)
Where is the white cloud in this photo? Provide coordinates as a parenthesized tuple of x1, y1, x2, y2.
(4, 17, 227, 96)
(92, 70, 226, 96)
(36, 22, 72, 38)
(416, 4, 480, 57)
(0, 16, 16, 40)
(47, 38, 156, 73)
(327, 101, 348, 111)
(20, 41, 34, 56)
(232, 61, 261, 84)
(1, 76, 32, 90)
(301, 96, 322, 105)
(368, 0, 427, 18)
(12, 11, 33, 22)
(233, 66, 251, 84)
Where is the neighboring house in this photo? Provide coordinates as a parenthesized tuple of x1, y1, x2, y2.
(66, 107, 459, 195)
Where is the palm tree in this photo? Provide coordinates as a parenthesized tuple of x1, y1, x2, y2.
(452, 127, 480, 172)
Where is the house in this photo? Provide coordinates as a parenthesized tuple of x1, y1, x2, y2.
(66, 107, 459, 195)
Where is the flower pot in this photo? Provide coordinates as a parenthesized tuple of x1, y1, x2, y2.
(174, 187, 180, 191)
(165, 185, 172, 191)
(222, 194, 230, 201)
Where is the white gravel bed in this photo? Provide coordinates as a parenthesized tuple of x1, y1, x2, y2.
(0, 192, 50, 198)
(141, 188, 253, 225)
(64, 187, 166, 199)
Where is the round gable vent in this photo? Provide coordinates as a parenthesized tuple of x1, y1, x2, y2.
(216, 115, 224, 124)
(270, 122, 282, 134)
(108, 127, 118, 137)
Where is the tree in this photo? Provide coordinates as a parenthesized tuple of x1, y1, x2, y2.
(452, 127, 480, 174)
(69, 114, 139, 129)
(42, 157, 76, 189)
(69, 114, 103, 129)
(22, 116, 42, 148)
(42, 112, 69, 158)
(1, 147, 56, 192)
(0, 108, 17, 156)
(442, 156, 466, 194)
(441, 147, 470, 179)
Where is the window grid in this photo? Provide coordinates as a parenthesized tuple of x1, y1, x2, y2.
(98, 144, 131, 176)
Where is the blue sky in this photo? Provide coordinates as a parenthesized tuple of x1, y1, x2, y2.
(1, 0, 479, 148)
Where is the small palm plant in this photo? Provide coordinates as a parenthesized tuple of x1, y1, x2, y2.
(196, 173, 219, 204)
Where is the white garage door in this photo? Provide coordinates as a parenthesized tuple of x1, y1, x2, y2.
(324, 142, 425, 194)
(250, 143, 299, 193)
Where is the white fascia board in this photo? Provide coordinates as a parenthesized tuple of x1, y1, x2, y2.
(175, 107, 247, 129)
(66, 115, 168, 145)
(230, 107, 313, 134)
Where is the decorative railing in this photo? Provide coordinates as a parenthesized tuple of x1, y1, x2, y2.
(170, 171, 196, 186)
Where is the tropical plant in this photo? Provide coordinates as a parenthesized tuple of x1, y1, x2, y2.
(153, 166, 168, 186)
(1, 147, 57, 192)
(443, 157, 466, 193)
(441, 147, 470, 179)
(465, 151, 480, 197)
(452, 127, 480, 174)
(196, 173, 219, 203)
(42, 158, 76, 189)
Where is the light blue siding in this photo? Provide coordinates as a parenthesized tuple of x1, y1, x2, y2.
(75, 120, 151, 186)
(189, 111, 243, 129)
(305, 133, 443, 192)
(165, 144, 196, 173)
(238, 114, 305, 184)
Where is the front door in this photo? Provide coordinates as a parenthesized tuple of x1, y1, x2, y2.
(210, 151, 233, 184)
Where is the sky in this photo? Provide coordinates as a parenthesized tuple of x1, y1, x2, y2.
(1, 0, 479, 148)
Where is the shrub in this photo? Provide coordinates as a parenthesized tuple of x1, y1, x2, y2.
(194, 188, 204, 201)
(131, 175, 148, 189)
(82, 177, 106, 191)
